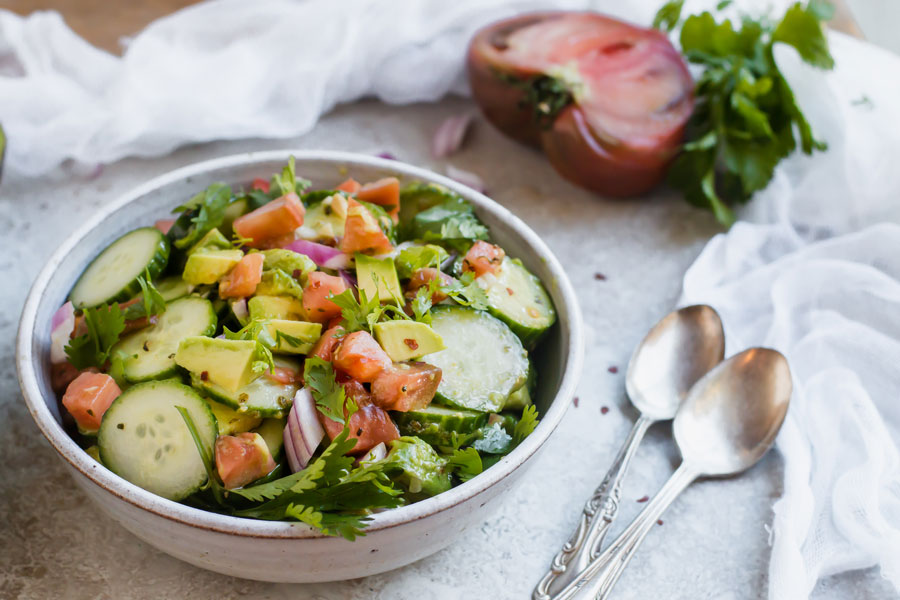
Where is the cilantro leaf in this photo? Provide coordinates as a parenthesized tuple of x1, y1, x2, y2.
(273, 156, 312, 197)
(441, 272, 489, 311)
(123, 271, 167, 321)
(304, 357, 356, 424)
(64, 303, 126, 370)
(409, 198, 489, 244)
(473, 422, 513, 454)
(446, 447, 483, 482)
(222, 321, 276, 375)
(656, 1, 834, 226)
(394, 244, 448, 279)
(513, 405, 540, 446)
(171, 183, 233, 249)
(411, 284, 434, 324)
(329, 287, 380, 334)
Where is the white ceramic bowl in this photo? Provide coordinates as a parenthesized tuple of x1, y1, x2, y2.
(16, 150, 583, 583)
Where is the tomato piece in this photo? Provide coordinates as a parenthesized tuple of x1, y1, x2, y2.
(356, 177, 400, 221)
(264, 365, 302, 385)
(336, 374, 373, 407)
(232, 192, 305, 247)
(61, 372, 122, 434)
(406, 268, 452, 303)
(215, 432, 276, 489)
(302, 271, 348, 324)
(251, 178, 270, 193)
(333, 331, 391, 382)
(154, 219, 175, 235)
(462, 241, 505, 278)
(371, 362, 442, 412)
(336, 178, 361, 194)
(319, 404, 399, 455)
(339, 199, 393, 256)
(310, 325, 344, 361)
(219, 253, 264, 299)
(51, 361, 85, 394)
(467, 12, 693, 196)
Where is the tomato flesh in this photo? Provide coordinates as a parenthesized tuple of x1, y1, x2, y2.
(356, 177, 400, 221)
(302, 271, 348, 323)
(333, 331, 391, 383)
(233, 192, 305, 247)
(339, 199, 393, 255)
(219, 253, 264, 299)
(62, 372, 121, 434)
(310, 325, 345, 362)
(371, 362, 442, 412)
(319, 404, 399, 455)
(462, 241, 505, 278)
(215, 432, 276, 489)
(406, 268, 452, 303)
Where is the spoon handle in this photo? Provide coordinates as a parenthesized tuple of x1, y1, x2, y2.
(533, 415, 655, 600)
(552, 462, 699, 600)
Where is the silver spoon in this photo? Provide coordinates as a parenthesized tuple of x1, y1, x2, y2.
(554, 347, 793, 600)
(533, 305, 725, 599)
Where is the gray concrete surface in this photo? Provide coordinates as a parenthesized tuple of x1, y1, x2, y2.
(0, 99, 893, 599)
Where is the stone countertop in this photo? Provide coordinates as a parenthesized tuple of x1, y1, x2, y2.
(0, 99, 891, 600)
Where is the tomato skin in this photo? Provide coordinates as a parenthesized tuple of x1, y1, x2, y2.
(61, 372, 121, 434)
(302, 271, 348, 324)
(333, 331, 391, 383)
(467, 11, 693, 197)
(218, 253, 264, 299)
(371, 362, 442, 412)
(310, 325, 344, 362)
(233, 192, 305, 247)
(339, 199, 393, 256)
(215, 432, 276, 489)
(356, 177, 400, 221)
(406, 268, 453, 303)
(154, 219, 175, 235)
(319, 404, 399, 455)
(251, 178, 270, 193)
(336, 178, 361, 194)
(462, 241, 505, 278)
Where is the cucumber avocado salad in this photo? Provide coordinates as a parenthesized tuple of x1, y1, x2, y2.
(49, 158, 556, 539)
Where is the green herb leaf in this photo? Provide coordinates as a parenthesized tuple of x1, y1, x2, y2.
(175, 405, 227, 505)
(273, 156, 312, 197)
(64, 303, 126, 370)
(304, 357, 356, 424)
(394, 245, 448, 279)
(446, 447, 483, 482)
(473, 422, 513, 454)
(172, 183, 233, 249)
(653, 0, 685, 32)
(441, 272, 489, 311)
(513, 405, 540, 447)
(410, 284, 435, 324)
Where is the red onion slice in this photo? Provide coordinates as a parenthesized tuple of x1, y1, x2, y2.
(282, 239, 352, 270)
(50, 301, 75, 364)
(432, 113, 475, 158)
(285, 388, 325, 472)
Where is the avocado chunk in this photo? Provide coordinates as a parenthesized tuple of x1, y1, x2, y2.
(263, 319, 322, 354)
(356, 253, 402, 303)
(253, 417, 286, 458)
(373, 320, 445, 361)
(175, 336, 259, 392)
(183, 249, 243, 285)
(207, 398, 262, 435)
(261, 249, 316, 286)
(255, 268, 303, 299)
(248, 295, 305, 321)
(187, 228, 232, 255)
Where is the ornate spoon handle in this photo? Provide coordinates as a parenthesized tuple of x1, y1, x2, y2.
(554, 462, 699, 600)
(533, 415, 654, 600)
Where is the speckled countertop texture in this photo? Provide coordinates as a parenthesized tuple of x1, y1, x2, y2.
(0, 99, 893, 600)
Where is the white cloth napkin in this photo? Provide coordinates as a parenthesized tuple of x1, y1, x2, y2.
(2, 0, 898, 597)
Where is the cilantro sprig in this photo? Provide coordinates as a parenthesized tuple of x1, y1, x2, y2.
(303, 357, 356, 425)
(328, 287, 411, 335)
(171, 182, 233, 249)
(64, 303, 126, 370)
(441, 271, 489, 311)
(656, 0, 835, 225)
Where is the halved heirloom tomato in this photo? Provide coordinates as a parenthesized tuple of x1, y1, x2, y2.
(467, 12, 693, 197)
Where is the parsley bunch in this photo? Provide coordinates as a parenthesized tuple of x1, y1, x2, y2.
(656, 0, 835, 225)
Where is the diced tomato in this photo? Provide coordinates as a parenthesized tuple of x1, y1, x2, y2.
(310, 325, 345, 362)
(462, 241, 505, 277)
(337, 374, 373, 407)
(335, 178, 361, 194)
(319, 404, 399, 455)
(154, 219, 175, 235)
(327, 316, 344, 330)
(302, 271, 349, 323)
(219, 253, 264, 299)
(51, 362, 93, 394)
(333, 331, 391, 382)
(61, 372, 122, 434)
(232, 192, 305, 248)
(339, 199, 393, 255)
(215, 432, 276, 489)
(264, 365, 302, 385)
(372, 362, 442, 412)
(356, 177, 400, 221)
(406, 268, 453, 303)
(251, 178, 270, 193)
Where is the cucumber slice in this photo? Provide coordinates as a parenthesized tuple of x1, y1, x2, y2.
(392, 404, 488, 446)
(423, 306, 529, 412)
(254, 418, 286, 458)
(191, 358, 299, 417)
(478, 257, 556, 348)
(70, 227, 170, 308)
(98, 380, 216, 501)
(154, 277, 192, 302)
(113, 297, 217, 383)
(504, 360, 536, 411)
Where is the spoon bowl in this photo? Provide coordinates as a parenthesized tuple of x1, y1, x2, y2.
(675, 347, 793, 476)
(626, 305, 725, 421)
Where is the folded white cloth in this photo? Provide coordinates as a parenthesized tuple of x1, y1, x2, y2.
(2, 0, 898, 597)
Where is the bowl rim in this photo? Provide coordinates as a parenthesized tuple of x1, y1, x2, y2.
(16, 149, 584, 539)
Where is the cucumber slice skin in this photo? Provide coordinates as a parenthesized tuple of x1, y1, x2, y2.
(423, 306, 529, 413)
(480, 258, 556, 349)
(153, 277, 192, 302)
(113, 297, 217, 383)
(98, 380, 216, 501)
(70, 228, 171, 309)
(392, 404, 488, 447)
